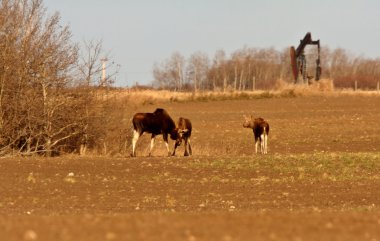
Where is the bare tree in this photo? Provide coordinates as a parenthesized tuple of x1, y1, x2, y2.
(152, 41, 380, 91)
(231, 48, 248, 91)
(187, 51, 209, 92)
(75, 39, 120, 155)
(212, 49, 228, 91)
(153, 52, 185, 90)
(77, 40, 104, 86)
(0, 0, 84, 156)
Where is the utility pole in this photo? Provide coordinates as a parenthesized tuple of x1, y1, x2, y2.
(101, 58, 108, 86)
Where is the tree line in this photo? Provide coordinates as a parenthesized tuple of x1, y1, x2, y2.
(153, 46, 380, 91)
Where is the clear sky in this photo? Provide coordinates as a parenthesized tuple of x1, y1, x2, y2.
(44, 0, 380, 87)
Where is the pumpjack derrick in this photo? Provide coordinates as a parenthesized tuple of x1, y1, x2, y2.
(290, 32, 321, 84)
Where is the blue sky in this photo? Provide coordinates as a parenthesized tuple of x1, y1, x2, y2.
(44, 0, 380, 86)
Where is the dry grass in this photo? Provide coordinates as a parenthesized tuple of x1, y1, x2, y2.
(109, 89, 273, 105)
(274, 78, 334, 94)
(106, 79, 379, 107)
(87, 80, 379, 156)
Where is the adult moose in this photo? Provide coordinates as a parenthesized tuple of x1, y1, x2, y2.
(243, 115, 270, 154)
(131, 108, 178, 157)
(172, 117, 192, 156)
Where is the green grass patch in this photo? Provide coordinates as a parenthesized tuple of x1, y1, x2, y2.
(186, 152, 380, 182)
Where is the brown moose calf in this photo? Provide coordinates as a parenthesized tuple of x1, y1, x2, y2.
(243, 115, 269, 154)
(172, 117, 192, 156)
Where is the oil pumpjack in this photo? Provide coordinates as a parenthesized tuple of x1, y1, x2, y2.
(290, 32, 322, 84)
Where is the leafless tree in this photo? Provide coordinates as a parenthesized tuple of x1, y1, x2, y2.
(187, 51, 209, 92)
(212, 49, 228, 91)
(75, 39, 120, 155)
(152, 40, 380, 91)
(153, 52, 184, 90)
(0, 0, 83, 156)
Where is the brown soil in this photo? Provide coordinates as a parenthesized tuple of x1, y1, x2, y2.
(1, 95, 380, 241)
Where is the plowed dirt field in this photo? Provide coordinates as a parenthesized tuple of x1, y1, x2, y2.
(1, 95, 380, 241)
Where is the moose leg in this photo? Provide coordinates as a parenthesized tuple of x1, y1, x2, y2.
(263, 134, 268, 154)
(163, 134, 171, 157)
(255, 141, 258, 154)
(187, 138, 192, 155)
(184, 138, 189, 156)
(172, 141, 179, 156)
(149, 134, 156, 156)
(262, 135, 265, 154)
(255, 137, 259, 154)
(131, 130, 140, 157)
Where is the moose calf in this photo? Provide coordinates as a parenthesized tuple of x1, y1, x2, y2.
(172, 117, 192, 156)
(243, 115, 269, 154)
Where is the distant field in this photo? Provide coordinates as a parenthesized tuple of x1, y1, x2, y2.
(1, 94, 380, 241)
(130, 94, 380, 156)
